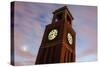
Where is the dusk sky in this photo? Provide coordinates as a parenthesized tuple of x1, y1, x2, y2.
(13, 1, 97, 65)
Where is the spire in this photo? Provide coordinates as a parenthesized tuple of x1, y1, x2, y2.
(53, 6, 74, 20)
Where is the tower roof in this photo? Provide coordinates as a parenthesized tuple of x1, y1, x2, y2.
(53, 6, 74, 20)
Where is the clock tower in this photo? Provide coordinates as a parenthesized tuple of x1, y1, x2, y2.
(35, 6, 76, 64)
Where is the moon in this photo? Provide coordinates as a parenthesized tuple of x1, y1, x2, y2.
(21, 45, 28, 52)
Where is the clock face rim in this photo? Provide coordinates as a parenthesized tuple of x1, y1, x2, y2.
(67, 32, 73, 45)
(48, 29, 58, 40)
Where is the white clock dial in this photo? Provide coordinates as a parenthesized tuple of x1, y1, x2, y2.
(67, 33, 73, 45)
(48, 29, 58, 40)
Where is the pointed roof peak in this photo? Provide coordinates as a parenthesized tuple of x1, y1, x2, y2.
(53, 6, 74, 20)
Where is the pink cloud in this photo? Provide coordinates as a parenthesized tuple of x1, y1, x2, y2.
(14, 60, 35, 66)
(77, 22, 97, 59)
(14, 29, 36, 65)
(77, 43, 97, 58)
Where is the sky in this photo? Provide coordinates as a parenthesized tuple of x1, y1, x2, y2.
(12, 1, 97, 65)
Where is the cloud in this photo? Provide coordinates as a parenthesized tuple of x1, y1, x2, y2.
(15, 45, 34, 58)
(14, 60, 35, 66)
(14, 27, 36, 65)
(72, 6, 97, 61)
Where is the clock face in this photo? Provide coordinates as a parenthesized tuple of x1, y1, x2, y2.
(67, 33, 73, 45)
(48, 29, 58, 40)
